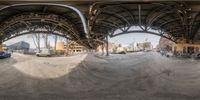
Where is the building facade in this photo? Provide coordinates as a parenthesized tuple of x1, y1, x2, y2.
(172, 43, 200, 54)
(136, 42, 153, 51)
(8, 41, 30, 52)
(67, 41, 87, 55)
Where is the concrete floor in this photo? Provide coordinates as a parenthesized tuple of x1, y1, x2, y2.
(0, 52, 200, 100)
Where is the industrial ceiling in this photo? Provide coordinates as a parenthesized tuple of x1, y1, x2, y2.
(0, 1, 200, 48)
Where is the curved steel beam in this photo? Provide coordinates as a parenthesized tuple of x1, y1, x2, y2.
(190, 13, 200, 39)
(145, 5, 164, 22)
(101, 11, 130, 25)
(2, 21, 79, 40)
(2, 18, 74, 33)
(93, 4, 136, 24)
(110, 30, 176, 42)
(90, 5, 131, 32)
(0, 13, 80, 40)
(117, 5, 136, 24)
(3, 31, 71, 42)
(158, 18, 181, 28)
(0, 3, 88, 34)
(163, 26, 184, 32)
(95, 20, 123, 31)
(146, 11, 177, 30)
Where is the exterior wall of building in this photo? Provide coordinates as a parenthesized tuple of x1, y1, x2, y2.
(67, 42, 87, 55)
(96, 42, 118, 53)
(172, 43, 200, 54)
(56, 42, 65, 51)
(70, 46, 85, 53)
(136, 42, 152, 51)
(8, 41, 30, 51)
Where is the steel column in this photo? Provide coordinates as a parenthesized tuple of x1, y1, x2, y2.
(106, 35, 109, 56)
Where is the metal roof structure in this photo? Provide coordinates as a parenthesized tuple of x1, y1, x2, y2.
(0, 3, 90, 47)
(89, 1, 200, 47)
(1, 1, 200, 48)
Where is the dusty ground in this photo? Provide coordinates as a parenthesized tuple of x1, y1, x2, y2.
(0, 52, 200, 100)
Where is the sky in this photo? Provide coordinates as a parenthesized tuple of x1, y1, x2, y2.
(109, 33, 160, 48)
(109, 26, 161, 48)
(4, 34, 66, 49)
(4, 33, 160, 49)
(3, 27, 161, 49)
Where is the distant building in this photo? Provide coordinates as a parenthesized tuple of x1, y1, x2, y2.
(159, 35, 200, 55)
(67, 41, 87, 55)
(136, 43, 145, 51)
(136, 42, 153, 51)
(172, 42, 200, 54)
(96, 42, 118, 53)
(127, 42, 136, 52)
(56, 41, 65, 51)
(53, 41, 87, 55)
(8, 41, 30, 52)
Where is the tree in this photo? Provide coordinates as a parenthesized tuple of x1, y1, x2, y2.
(27, 33, 41, 51)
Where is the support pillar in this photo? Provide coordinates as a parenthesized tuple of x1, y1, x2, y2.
(106, 36, 109, 56)
(101, 44, 104, 55)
